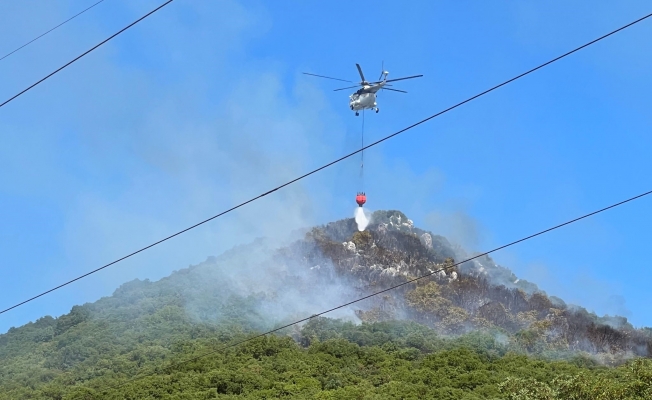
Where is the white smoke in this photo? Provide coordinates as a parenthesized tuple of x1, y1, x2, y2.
(354, 207, 370, 231)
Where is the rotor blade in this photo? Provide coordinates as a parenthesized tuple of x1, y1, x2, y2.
(381, 87, 407, 93)
(302, 72, 352, 83)
(378, 60, 384, 81)
(356, 63, 366, 82)
(334, 85, 362, 91)
(385, 74, 423, 83)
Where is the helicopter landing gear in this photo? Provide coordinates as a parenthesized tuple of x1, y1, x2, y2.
(355, 111, 359, 116)
(375, 108, 379, 114)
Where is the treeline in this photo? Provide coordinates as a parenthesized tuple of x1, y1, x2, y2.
(1, 318, 651, 399)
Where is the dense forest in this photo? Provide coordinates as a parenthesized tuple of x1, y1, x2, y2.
(2, 317, 651, 399)
(1, 210, 650, 398)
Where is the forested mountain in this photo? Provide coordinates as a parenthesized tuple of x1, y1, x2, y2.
(1, 210, 651, 399)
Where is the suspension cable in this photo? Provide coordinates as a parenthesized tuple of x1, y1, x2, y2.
(361, 109, 365, 191)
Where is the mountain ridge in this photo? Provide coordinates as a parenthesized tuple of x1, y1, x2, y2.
(3, 210, 647, 355)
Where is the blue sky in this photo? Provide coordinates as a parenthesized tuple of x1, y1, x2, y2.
(1, 0, 652, 333)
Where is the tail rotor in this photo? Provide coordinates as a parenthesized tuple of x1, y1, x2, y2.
(378, 60, 388, 81)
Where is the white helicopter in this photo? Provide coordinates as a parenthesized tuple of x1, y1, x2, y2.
(303, 63, 423, 116)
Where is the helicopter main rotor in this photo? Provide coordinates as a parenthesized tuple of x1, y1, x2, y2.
(356, 63, 368, 86)
(302, 63, 422, 94)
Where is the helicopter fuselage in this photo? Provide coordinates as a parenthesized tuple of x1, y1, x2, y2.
(349, 91, 376, 111)
(349, 82, 385, 112)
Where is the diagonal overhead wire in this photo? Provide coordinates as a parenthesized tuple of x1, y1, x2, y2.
(0, 0, 107, 62)
(1, 11, 651, 317)
(107, 188, 652, 391)
(0, 0, 174, 109)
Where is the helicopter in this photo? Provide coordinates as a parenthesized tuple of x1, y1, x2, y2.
(303, 63, 423, 116)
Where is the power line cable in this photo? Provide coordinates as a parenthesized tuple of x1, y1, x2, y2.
(0, 0, 173, 110)
(106, 188, 652, 391)
(0, 0, 107, 62)
(1, 11, 650, 316)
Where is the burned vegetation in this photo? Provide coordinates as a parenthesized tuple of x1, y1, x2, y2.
(293, 210, 652, 362)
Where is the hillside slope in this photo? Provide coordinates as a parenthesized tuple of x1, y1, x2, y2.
(0, 210, 650, 398)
